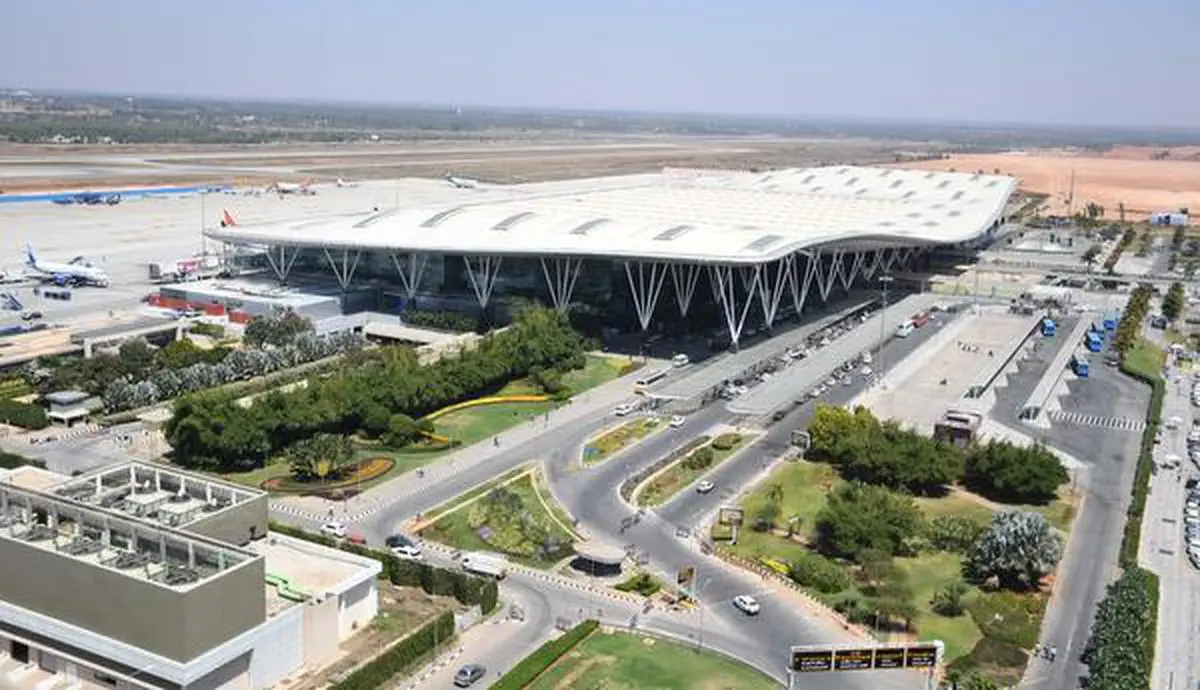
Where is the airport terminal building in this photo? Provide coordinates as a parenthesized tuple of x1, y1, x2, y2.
(0, 462, 381, 690)
(203, 166, 1018, 346)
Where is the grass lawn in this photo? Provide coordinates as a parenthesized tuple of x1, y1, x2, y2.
(894, 552, 982, 662)
(613, 572, 664, 597)
(637, 434, 748, 507)
(433, 354, 627, 447)
(721, 459, 1074, 666)
(583, 417, 662, 464)
(418, 473, 576, 568)
(1125, 337, 1166, 376)
(527, 629, 778, 690)
(419, 466, 529, 523)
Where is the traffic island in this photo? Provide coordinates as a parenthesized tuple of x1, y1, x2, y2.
(634, 431, 750, 507)
(580, 416, 663, 465)
(416, 471, 578, 569)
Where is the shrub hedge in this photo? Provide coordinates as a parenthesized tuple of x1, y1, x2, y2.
(1118, 356, 1163, 567)
(0, 451, 45, 470)
(0, 399, 49, 429)
(620, 436, 710, 502)
(710, 433, 743, 452)
(330, 611, 455, 690)
(269, 521, 499, 614)
(491, 619, 599, 690)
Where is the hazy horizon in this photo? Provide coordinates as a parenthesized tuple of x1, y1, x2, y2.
(1, 0, 1195, 130)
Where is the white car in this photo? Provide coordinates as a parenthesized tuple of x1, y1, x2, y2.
(669, 415, 686, 428)
(614, 403, 636, 417)
(860, 366, 873, 377)
(696, 480, 715, 494)
(320, 522, 348, 539)
(733, 595, 761, 616)
(861, 352, 872, 365)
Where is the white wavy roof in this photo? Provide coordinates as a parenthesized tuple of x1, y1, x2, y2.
(206, 166, 1017, 265)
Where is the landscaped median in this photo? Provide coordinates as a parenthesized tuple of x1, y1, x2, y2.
(415, 467, 580, 568)
(494, 621, 779, 690)
(634, 432, 748, 507)
(581, 416, 663, 465)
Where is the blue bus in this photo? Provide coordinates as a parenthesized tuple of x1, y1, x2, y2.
(1071, 354, 1090, 377)
(1041, 319, 1057, 337)
(1086, 332, 1104, 352)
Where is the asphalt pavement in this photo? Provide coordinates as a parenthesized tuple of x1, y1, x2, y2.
(544, 312, 959, 690)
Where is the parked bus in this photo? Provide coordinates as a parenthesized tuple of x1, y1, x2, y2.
(1041, 319, 1057, 337)
(634, 367, 670, 393)
(895, 321, 916, 338)
(1071, 354, 1090, 378)
(1085, 332, 1104, 353)
(911, 312, 930, 328)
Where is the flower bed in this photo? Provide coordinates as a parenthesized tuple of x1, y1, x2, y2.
(262, 457, 395, 495)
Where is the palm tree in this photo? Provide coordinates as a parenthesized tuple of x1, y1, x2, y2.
(766, 483, 784, 505)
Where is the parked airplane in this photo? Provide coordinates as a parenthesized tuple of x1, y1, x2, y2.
(269, 178, 316, 195)
(335, 177, 358, 188)
(445, 173, 484, 190)
(25, 245, 110, 287)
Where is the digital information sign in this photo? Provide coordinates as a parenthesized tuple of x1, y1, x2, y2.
(789, 642, 943, 674)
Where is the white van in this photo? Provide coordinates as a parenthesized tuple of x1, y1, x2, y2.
(895, 321, 916, 338)
(614, 403, 637, 417)
(671, 353, 690, 368)
(461, 552, 509, 579)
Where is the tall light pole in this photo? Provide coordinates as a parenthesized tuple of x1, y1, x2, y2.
(878, 275, 894, 387)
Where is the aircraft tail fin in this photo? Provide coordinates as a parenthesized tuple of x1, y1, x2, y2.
(24, 244, 35, 267)
(222, 210, 236, 227)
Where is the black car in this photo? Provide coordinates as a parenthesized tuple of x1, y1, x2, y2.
(454, 664, 487, 687)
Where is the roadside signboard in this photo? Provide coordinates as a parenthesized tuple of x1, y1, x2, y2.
(789, 641, 944, 677)
(718, 507, 745, 526)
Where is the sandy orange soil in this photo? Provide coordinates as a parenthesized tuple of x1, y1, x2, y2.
(897, 147, 1200, 220)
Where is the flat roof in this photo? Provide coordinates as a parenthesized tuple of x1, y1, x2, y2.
(205, 166, 1017, 265)
(249, 533, 382, 615)
(0, 465, 70, 493)
(71, 317, 179, 342)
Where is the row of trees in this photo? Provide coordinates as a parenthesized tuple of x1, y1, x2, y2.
(1103, 228, 1138, 272)
(102, 331, 365, 412)
(1113, 284, 1153, 356)
(1081, 567, 1158, 690)
(806, 405, 1069, 503)
(165, 308, 587, 471)
(1161, 281, 1186, 323)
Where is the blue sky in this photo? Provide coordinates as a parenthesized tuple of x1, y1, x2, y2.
(0, 0, 1194, 128)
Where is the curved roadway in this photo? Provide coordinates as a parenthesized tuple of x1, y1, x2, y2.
(335, 317, 953, 689)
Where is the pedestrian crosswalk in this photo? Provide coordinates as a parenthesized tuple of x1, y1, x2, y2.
(269, 500, 378, 524)
(1046, 410, 1146, 432)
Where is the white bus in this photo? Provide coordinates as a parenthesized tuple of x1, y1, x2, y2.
(634, 367, 670, 393)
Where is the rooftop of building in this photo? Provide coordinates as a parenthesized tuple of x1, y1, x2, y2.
(204, 166, 1018, 265)
(249, 532, 382, 616)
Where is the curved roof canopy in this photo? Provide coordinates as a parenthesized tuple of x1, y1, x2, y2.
(206, 166, 1017, 265)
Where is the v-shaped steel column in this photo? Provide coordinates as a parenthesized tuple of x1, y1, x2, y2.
(540, 257, 583, 312)
(789, 252, 820, 315)
(390, 253, 429, 300)
(323, 247, 362, 290)
(710, 264, 761, 348)
(624, 261, 669, 331)
(817, 249, 843, 302)
(463, 255, 503, 309)
(265, 245, 301, 283)
(839, 252, 868, 292)
(757, 255, 793, 328)
(669, 263, 702, 318)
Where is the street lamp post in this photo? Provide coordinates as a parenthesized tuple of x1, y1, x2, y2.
(878, 275, 894, 386)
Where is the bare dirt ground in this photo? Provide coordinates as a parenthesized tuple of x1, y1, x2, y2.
(0, 138, 919, 192)
(896, 147, 1200, 219)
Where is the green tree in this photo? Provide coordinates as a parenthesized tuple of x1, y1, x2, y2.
(930, 581, 968, 617)
(243, 310, 313, 348)
(1162, 281, 1186, 322)
(287, 433, 355, 481)
(815, 483, 924, 560)
(1080, 244, 1102, 267)
(963, 439, 1069, 504)
(967, 511, 1063, 590)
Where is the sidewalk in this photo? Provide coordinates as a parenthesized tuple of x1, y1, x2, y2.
(271, 361, 657, 522)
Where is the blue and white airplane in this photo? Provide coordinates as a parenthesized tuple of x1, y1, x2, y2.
(25, 245, 110, 287)
(445, 173, 485, 190)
